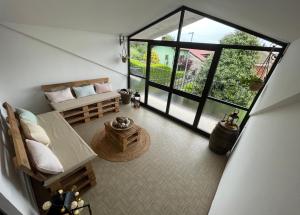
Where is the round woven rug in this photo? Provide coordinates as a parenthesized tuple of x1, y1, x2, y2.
(91, 128, 150, 162)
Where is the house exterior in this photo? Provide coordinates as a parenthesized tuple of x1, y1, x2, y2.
(152, 46, 212, 71)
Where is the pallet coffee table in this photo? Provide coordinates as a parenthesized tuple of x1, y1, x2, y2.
(104, 121, 141, 152)
(91, 121, 150, 162)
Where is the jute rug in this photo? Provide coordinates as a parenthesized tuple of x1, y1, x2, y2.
(91, 128, 150, 162)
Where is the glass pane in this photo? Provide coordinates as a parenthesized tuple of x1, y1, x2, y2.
(178, 11, 278, 47)
(132, 12, 180, 41)
(198, 99, 247, 134)
(169, 94, 198, 124)
(209, 49, 279, 108)
(129, 41, 147, 77)
(130, 75, 145, 102)
(148, 86, 168, 112)
(149, 46, 175, 86)
(173, 48, 214, 96)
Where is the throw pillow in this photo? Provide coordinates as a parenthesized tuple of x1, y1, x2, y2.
(95, 83, 112, 93)
(20, 119, 51, 146)
(45, 88, 75, 103)
(26, 139, 64, 174)
(72, 85, 96, 98)
(16, 108, 38, 124)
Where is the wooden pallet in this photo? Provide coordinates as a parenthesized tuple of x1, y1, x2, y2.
(104, 122, 141, 152)
(46, 162, 96, 194)
(31, 162, 96, 214)
(41, 77, 121, 125)
(61, 97, 120, 125)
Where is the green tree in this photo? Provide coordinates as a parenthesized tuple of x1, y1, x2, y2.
(193, 31, 259, 107)
(130, 42, 147, 61)
(143, 50, 160, 64)
(162, 35, 175, 41)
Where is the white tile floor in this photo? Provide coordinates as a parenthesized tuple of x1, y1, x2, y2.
(147, 94, 218, 133)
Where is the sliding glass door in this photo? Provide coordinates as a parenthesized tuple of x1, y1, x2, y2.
(140, 42, 222, 128)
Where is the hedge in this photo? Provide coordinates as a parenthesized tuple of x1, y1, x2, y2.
(130, 59, 184, 85)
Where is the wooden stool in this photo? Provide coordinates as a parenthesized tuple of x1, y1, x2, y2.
(104, 122, 141, 152)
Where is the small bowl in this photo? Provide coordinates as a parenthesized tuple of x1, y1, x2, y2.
(110, 118, 134, 131)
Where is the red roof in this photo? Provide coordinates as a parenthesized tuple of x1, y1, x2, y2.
(189, 49, 212, 61)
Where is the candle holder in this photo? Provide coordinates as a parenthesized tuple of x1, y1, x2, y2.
(42, 186, 92, 215)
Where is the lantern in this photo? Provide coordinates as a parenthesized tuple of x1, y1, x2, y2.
(133, 92, 141, 108)
(223, 109, 239, 128)
(41, 188, 92, 214)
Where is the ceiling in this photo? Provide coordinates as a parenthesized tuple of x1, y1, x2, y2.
(0, 0, 299, 43)
(131, 11, 203, 40)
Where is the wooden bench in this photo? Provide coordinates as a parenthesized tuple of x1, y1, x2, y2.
(3, 102, 97, 213)
(41, 77, 120, 125)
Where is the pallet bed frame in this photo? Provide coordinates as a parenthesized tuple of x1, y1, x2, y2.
(41, 77, 120, 125)
(3, 102, 96, 213)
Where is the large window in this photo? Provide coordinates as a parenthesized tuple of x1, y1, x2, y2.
(149, 46, 176, 86)
(129, 41, 147, 77)
(173, 48, 215, 96)
(128, 6, 287, 137)
(131, 12, 181, 41)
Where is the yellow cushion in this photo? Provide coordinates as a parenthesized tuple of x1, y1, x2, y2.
(20, 120, 51, 146)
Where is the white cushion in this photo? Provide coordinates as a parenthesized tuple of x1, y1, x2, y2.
(20, 119, 51, 146)
(45, 88, 75, 103)
(26, 139, 64, 174)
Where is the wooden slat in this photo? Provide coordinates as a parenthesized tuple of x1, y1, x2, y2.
(67, 112, 101, 124)
(3, 103, 31, 171)
(63, 110, 85, 118)
(41, 77, 109, 92)
(82, 106, 90, 123)
(103, 107, 116, 113)
(63, 106, 101, 118)
(2, 102, 45, 181)
(97, 102, 103, 118)
(102, 102, 116, 107)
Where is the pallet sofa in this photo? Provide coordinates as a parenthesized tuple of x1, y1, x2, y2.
(3, 102, 97, 212)
(4, 77, 121, 212)
(41, 77, 120, 125)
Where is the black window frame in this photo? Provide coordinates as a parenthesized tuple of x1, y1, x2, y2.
(127, 6, 288, 137)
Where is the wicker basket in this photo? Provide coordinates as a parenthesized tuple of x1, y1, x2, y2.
(118, 89, 132, 104)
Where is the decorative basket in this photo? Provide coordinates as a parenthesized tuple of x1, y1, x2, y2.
(118, 89, 133, 104)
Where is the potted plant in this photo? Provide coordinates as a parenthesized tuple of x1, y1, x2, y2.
(241, 74, 264, 92)
(248, 75, 264, 91)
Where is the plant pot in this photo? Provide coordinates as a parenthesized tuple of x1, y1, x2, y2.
(249, 80, 264, 91)
(118, 89, 132, 104)
(121, 56, 128, 63)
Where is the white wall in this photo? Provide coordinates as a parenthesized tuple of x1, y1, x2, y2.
(2, 22, 127, 75)
(0, 105, 38, 215)
(209, 38, 300, 215)
(0, 24, 127, 113)
(0, 23, 127, 214)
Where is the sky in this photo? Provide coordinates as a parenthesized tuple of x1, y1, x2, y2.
(159, 17, 276, 47)
(174, 18, 236, 43)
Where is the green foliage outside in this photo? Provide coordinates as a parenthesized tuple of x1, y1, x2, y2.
(130, 42, 147, 61)
(181, 82, 194, 93)
(192, 31, 260, 107)
(130, 31, 261, 109)
(143, 50, 160, 64)
(162, 35, 175, 41)
(130, 59, 184, 85)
